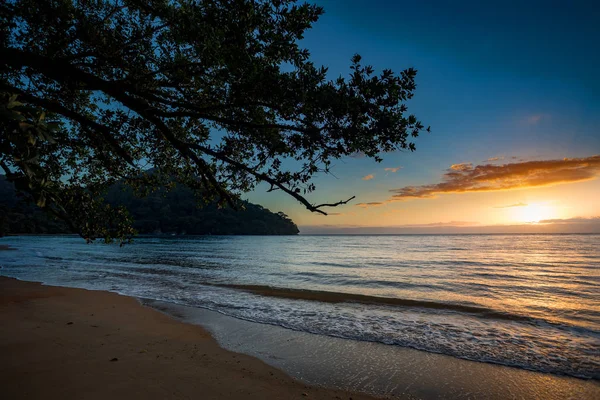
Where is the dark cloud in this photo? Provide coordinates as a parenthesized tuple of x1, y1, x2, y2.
(349, 152, 366, 159)
(390, 155, 600, 200)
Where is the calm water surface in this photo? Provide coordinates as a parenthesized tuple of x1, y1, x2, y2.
(0, 234, 598, 379)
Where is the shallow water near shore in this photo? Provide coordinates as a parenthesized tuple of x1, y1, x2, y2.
(145, 299, 600, 399)
(0, 234, 598, 384)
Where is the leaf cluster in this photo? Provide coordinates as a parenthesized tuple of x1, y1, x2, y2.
(0, 0, 428, 242)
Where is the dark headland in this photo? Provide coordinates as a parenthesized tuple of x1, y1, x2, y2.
(0, 176, 299, 236)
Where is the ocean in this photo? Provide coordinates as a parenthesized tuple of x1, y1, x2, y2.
(0, 234, 598, 381)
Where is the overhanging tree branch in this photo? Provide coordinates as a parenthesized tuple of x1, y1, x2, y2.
(1, 0, 428, 242)
(0, 82, 135, 165)
(3, 48, 348, 212)
(186, 142, 354, 215)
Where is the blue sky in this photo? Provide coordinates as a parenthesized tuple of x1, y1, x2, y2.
(246, 0, 600, 230)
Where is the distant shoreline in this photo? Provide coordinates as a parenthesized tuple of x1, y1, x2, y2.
(1, 232, 299, 238)
(2, 232, 600, 239)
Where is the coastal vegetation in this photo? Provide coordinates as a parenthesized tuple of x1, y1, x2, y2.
(0, 175, 299, 236)
(0, 0, 427, 243)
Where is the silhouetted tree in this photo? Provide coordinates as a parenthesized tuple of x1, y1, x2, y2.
(0, 0, 428, 242)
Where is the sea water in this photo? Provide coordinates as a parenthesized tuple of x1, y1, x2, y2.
(0, 234, 598, 380)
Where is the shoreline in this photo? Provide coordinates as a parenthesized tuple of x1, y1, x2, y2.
(0, 277, 378, 400)
(1, 277, 598, 399)
(145, 299, 600, 399)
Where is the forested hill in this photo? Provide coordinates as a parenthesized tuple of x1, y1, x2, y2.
(0, 176, 299, 236)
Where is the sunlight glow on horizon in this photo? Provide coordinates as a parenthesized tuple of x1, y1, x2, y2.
(511, 203, 556, 224)
(271, 174, 600, 232)
(238, 0, 600, 234)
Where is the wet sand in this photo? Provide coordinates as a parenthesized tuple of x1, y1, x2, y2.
(1, 276, 599, 400)
(148, 300, 600, 400)
(0, 277, 377, 400)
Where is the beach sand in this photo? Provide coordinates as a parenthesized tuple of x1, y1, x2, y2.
(2, 276, 599, 400)
(0, 277, 377, 400)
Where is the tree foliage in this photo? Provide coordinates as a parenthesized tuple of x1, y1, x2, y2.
(0, 0, 428, 242)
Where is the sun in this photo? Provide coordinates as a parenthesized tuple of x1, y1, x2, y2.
(513, 203, 554, 223)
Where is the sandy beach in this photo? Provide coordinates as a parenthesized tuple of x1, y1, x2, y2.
(0, 277, 376, 400)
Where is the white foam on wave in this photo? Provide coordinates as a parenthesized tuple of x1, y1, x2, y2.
(1, 235, 598, 379)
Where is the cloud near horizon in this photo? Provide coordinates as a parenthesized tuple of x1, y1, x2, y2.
(299, 215, 600, 234)
(390, 155, 600, 200)
(538, 216, 600, 225)
(494, 202, 528, 208)
(362, 174, 375, 181)
(409, 220, 478, 227)
(356, 201, 386, 208)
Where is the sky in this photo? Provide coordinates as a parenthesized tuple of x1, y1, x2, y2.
(246, 0, 600, 233)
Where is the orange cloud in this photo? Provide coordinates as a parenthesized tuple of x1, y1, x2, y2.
(449, 162, 473, 171)
(494, 202, 528, 208)
(390, 155, 600, 200)
(384, 167, 403, 173)
(356, 202, 386, 208)
(362, 174, 375, 181)
(486, 156, 504, 162)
